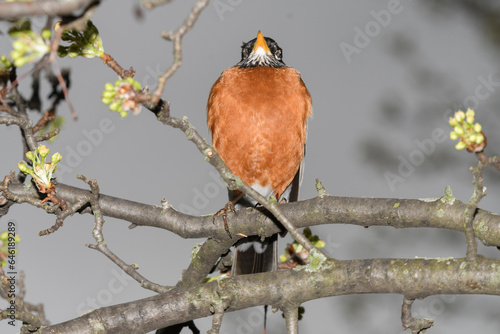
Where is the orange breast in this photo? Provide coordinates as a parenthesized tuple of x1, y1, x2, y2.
(207, 66, 311, 199)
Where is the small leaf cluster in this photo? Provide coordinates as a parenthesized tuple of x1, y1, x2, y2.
(449, 109, 486, 152)
(0, 55, 12, 74)
(102, 77, 142, 117)
(18, 145, 62, 192)
(9, 19, 51, 67)
(280, 227, 325, 266)
(57, 20, 104, 59)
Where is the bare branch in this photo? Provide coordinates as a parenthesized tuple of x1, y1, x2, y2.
(463, 151, 498, 261)
(141, 0, 175, 10)
(38, 257, 500, 333)
(150, 0, 209, 107)
(0, 267, 43, 332)
(0, 0, 103, 20)
(78, 175, 170, 294)
(5, 182, 500, 248)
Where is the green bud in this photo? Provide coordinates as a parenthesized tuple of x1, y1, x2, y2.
(25, 151, 34, 160)
(476, 134, 485, 144)
(466, 115, 474, 125)
(109, 100, 121, 111)
(41, 29, 52, 40)
(10, 50, 21, 61)
(455, 141, 467, 150)
(13, 57, 28, 67)
(38, 145, 49, 157)
(455, 111, 465, 122)
(18, 161, 32, 175)
(450, 131, 458, 140)
(119, 111, 128, 118)
(102, 97, 113, 105)
(474, 123, 482, 133)
(315, 240, 325, 248)
(101, 91, 116, 99)
(104, 82, 115, 91)
(469, 135, 476, 143)
(279, 254, 287, 262)
(465, 108, 475, 118)
(0, 231, 7, 240)
(449, 117, 458, 127)
(12, 40, 26, 51)
(132, 81, 141, 91)
(51, 152, 62, 164)
(453, 126, 464, 136)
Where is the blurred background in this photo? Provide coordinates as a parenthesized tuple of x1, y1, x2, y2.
(1, 0, 500, 333)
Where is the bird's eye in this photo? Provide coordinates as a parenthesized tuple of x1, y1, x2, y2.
(242, 48, 249, 59)
(274, 49, 282, 60)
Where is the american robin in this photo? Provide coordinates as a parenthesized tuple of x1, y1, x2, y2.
(207, 31, 312, 275)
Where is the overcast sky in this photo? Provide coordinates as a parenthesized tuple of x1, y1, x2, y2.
(1, 1, 500, 333)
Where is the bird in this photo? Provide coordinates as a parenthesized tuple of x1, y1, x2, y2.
(207, 31, 312, 276)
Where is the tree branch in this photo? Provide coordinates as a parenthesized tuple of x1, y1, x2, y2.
(0, 0, 103, 20)
(78, 175, 170, 293)
(401, 297, 434, 334)
(149, 0, 209, 107)
(37, 257, 500, 333)
(283, 307, 299, 334)
(4, 182, 500, 247)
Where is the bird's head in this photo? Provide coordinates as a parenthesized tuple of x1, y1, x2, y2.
(236, 31, 285, 68)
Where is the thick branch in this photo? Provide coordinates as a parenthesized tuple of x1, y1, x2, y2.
(4, 182, 500, 248)
(38, 257, 500, 333)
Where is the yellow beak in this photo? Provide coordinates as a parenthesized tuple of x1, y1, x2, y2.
(253, 31, 271, 54)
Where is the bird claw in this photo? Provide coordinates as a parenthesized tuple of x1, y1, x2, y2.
(213, 201, 236, 238)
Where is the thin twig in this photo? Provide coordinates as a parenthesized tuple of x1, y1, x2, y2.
(32, 109, 56, 134)
(150, 0, 209, 107)
(35, 127, 60, 142)
(78, 174, 170, 293)
(283, 307, 299, 334)
(207, 302, 227, 334)
(463, 152, 491, 261)
(401, 296, 434, 334)
(141, 0, 175, 9)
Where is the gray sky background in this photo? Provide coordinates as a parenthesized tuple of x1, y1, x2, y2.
(1, 0, 500, 333)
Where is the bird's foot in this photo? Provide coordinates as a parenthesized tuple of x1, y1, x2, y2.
(213, 201, 236, 238)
